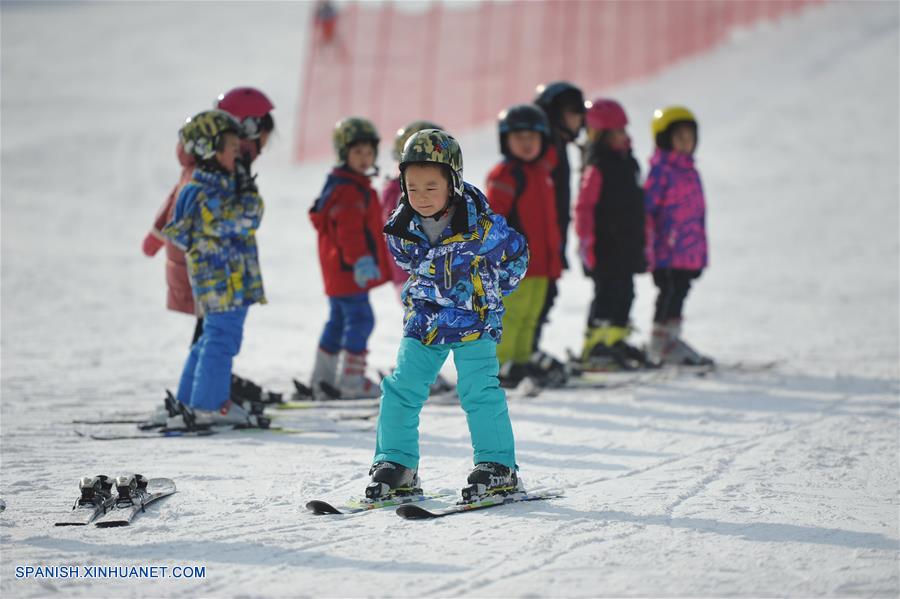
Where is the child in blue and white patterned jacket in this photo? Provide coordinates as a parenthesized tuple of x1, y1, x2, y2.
(366, 129, 530, 503)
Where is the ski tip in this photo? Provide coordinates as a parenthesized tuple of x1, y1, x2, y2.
(292, 379, 313, 398)
(395, 504, 436, 520)
(305, 500, 342, 515)
(94, 520, 129, 528)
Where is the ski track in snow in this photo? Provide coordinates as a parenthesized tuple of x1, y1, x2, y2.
(2, 1, 899, 597)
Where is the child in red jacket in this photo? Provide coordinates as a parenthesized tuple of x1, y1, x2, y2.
(309, 117, 390, 399)
(486, 104, 563, 388)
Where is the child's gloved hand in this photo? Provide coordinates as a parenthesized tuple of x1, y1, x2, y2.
(353, 256, 381, 288)
(235, 155, 258, 194)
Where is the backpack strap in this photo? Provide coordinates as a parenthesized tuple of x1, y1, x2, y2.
(505, 162, 527, 233)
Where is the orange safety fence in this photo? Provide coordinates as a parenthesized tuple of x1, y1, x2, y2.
(295, 0, 821, 162)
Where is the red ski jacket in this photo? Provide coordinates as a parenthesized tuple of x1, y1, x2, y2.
(142, 142, 197, 315)
(485, 156, 562, 279)
(309, 167, 390, 297)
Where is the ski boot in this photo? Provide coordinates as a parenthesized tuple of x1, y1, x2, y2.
(309, 347, 339, 400)
(582, 342, 637, 371)
(615, 340, 652, 368)
(334, 351, 381, 399)
(529, 350, 568, 388)
(498, 361, 528, 389)
(667, 337, 714, 367)
(461, 462, 520, 502)
(581, 323, 641, 371)
(192, 400, 270, 429)
(365, 461, 421, 500)
(648, 319, 714, 367)
(231, 374, 282, 408)
(142, 390, 183, 429)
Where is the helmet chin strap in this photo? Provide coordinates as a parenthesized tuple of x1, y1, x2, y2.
(409, 195, 453, 221)
(341, 162, 380, 178)
(425, 202, 451, 221)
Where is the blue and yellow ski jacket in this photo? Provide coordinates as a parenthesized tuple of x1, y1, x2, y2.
(383, 182, 528, 345)
(162, 167, 266, 314)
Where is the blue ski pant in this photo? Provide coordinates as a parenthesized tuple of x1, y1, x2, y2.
(319, 292, 374, 354)
(374, 338, 516, 470)
(177, 307, 248, 410)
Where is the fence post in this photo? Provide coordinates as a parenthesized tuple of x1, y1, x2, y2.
(422, 1, 442, 120)
(504, 1, 524, 109)
(370, 1, 393, 130)
(295, 5, 321, 160)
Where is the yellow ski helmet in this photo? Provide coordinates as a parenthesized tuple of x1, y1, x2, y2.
(651, 106, 698, 150)
(651, 106, 697, 136)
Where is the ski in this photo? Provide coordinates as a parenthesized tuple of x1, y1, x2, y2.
(73, 417, 148, 425)
(306, 492, 445, 515)
(77, 423, 351, 441)
(54, 475, 115, 526)
(396, 489, 563, 520)
(93, 476, 176, 527)
(274, 397, 381, 411)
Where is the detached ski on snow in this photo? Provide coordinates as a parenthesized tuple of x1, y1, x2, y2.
(93, 475, 176, 527)
(55, 475, 116, 526)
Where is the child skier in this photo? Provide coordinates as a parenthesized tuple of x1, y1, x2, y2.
(308, 117, 390, 399)
(143, 87, 276, 410)
(369, 129, 529, 501)
(381, 120, 455, 396)
(575, 98, 648, 370)
(532, 80, 586, 379)
(486, 104, 563, 388)
(381, 120, 444, 294)
(644, 106, 713, 366)
(162, 109, 266, 426)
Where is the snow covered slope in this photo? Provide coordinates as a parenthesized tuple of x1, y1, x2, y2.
(1, 1, 897, 597)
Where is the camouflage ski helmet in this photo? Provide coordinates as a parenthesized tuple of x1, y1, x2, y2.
(399, 129, 464, 201)
(179, 109, 244, 161)
(393, 120, 444, 162)
(333, 117, 380, 163)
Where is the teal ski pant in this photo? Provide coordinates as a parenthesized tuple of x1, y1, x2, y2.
(374, 337, 516, 471)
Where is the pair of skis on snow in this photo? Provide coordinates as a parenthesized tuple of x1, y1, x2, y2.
(306, 488, 562, 520)
(508, 356, 781, 398)
(54, 475, 175, 527)
(74, 387, 377, 440)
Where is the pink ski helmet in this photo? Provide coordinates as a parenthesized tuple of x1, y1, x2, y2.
(585, 98, 628, 132)
(215, 87, 275, 140)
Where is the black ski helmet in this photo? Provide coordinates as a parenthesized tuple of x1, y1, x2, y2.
(497, 104, 551, 160)
(534, 81, 586, 140)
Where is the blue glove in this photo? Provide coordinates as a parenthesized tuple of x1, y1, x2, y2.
(353, 255, 381, 288)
